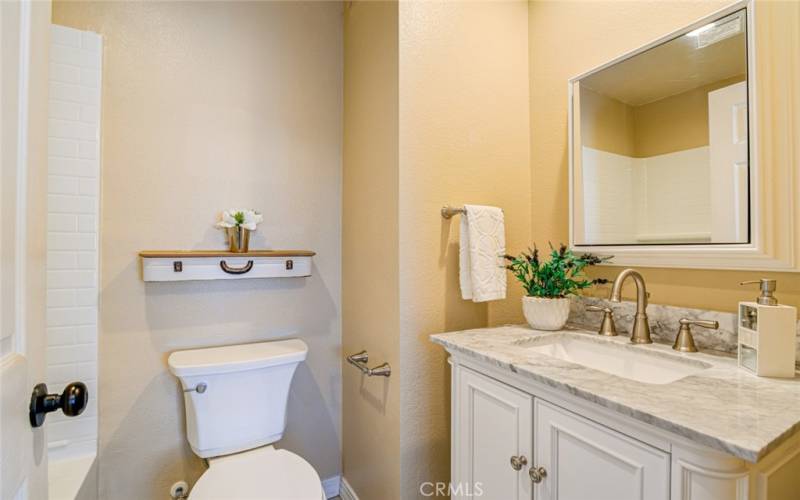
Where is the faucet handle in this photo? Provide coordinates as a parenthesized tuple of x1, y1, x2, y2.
(673, 318, 719, 352)
(681, 318, 719, 329)
(585, 305, 618, 337)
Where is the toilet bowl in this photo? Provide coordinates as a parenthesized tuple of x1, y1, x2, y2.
(168, 339, 325, 500)
(189, 446, 324, 500)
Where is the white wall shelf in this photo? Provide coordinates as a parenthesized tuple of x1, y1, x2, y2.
(139, 250, 315, 282)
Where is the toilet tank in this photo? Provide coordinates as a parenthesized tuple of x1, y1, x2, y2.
(167, 339, 307, 458)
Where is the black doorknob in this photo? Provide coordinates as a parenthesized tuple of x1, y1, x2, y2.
(29, 382, 88, 428)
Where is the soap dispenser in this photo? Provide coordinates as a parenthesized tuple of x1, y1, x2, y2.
(737, 279, 797, 378)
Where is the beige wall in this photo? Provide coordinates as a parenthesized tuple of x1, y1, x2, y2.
(633, 74, 746, 157)
(52, 2, 343, 499)
(342, 1, 401, 498)
(580, 75, 746, 158)
(398, 0, 530, 496)
(579, 87, 636, 156)
(342, 1, 530, 497)
(530, 0, 800, 313)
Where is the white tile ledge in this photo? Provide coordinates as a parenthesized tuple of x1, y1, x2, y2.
(48, 452, 95, 500)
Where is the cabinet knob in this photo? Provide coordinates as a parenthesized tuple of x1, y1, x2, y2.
(529, 466, 547, 484)
(510, 455, 528, 471)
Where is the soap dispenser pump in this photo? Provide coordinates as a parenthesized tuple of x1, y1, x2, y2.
(740, 278, 778, 305)
(737, 279, 797, 378)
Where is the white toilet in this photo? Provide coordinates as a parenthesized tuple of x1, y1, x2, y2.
(168, 339, 325, 500)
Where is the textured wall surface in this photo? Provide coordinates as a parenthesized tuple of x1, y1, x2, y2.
(342, 2, 531, 498)
(529, 0, 800, 312)
(52, 2, 343, 499)
(342, 1, 402, 498)
(46, 24, 102, 461)
(398, 1, 531, 496)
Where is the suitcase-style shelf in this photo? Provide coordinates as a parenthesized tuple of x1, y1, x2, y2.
(139, 250, 315, 282)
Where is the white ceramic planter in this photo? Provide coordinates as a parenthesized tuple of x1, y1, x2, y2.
(522, 296, 571, 331)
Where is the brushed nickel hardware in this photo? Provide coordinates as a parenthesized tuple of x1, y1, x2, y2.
(346, 351, 391, 377)
(529, 466, 547, 483)
(219, 260, 254, 275)
(609, 269, 652, 344)
(585, 305, 618, 336)
(173, 261, 183, 272)
(285, 259, 293, 270)
(740, 279, 778, 306)
(510, 455, 528, 471)
(183, 382, 207, 394)
(673, 318, 719, 353)
(441, 206, 467, 219)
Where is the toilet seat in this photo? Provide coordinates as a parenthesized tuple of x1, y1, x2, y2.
(189, 446, 325, 500)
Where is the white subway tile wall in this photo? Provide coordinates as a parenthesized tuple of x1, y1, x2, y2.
(46, 24, 101, 460)
(580, 146, 711, 244)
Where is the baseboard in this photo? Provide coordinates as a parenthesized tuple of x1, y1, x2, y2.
(322, 475, 341, 499)
(339, 477, 360, 500)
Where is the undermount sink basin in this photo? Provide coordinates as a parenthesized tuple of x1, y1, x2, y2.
(522, 334, 712, 385)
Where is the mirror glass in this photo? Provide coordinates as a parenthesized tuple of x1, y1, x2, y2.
(572, 10, 749, 246)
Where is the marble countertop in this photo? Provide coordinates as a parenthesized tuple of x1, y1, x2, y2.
(431, 325, 800, 463)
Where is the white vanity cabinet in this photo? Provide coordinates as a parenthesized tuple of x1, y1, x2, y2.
(454, 366, 669, 500)
(450, 361, 800, 500)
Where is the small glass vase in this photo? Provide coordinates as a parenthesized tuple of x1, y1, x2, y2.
(226, 226, 251, 253)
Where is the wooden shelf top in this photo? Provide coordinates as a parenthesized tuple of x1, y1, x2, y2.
(139, 250, 316, 258)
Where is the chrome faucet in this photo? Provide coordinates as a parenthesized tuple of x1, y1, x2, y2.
(609, 269, 652, 344)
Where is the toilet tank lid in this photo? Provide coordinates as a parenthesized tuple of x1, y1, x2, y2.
(168, 339, 308, 377)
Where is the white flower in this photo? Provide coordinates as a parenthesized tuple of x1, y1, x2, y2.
(241, 211, 263, 230)
(216, 209, 263, 230)
(215, 210, 238, 228)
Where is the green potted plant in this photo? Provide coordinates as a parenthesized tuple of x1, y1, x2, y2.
(504, 244, 611, 331)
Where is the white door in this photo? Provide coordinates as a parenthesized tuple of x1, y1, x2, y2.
(1, 1, 51, 499)
(533, 400, 670, 500)
(708, 81, 748, 243)
(455, 366, 533, 500)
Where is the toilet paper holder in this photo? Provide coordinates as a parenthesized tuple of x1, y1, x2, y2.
(346, 351, 391, 377)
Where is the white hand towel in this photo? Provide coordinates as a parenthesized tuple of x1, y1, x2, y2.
(459, 205, 507, 302)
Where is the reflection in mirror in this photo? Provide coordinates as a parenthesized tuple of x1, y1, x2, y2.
(573, 10, 748, 246)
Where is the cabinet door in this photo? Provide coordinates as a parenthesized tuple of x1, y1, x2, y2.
(455, 367, 533, 500)
(534, 400, 670, 500)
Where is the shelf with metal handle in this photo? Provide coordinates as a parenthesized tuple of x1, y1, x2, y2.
(139, 249, 315, 282)
(346, 350, 391, 377)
